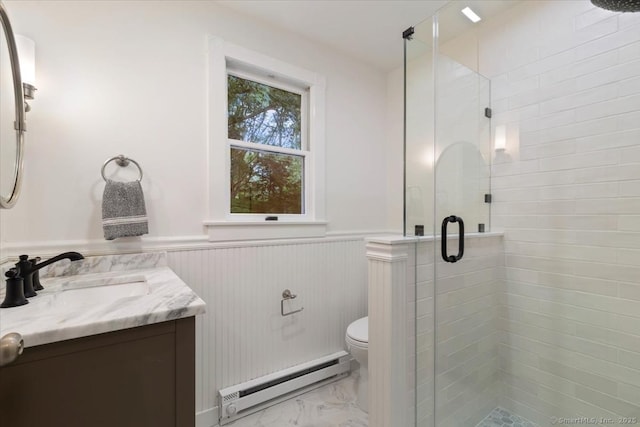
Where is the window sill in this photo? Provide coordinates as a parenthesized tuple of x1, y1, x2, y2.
(203, 220, 327, 242)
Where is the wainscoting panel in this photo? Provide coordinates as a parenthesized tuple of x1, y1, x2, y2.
(166, 237, 368, 420)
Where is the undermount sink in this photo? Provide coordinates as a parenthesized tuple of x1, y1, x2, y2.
(55, 275, 150, 308)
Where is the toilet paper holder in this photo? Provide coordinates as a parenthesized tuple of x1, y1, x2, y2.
(281, 289, 304, 317)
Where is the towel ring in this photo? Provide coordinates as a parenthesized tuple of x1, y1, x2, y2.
(101, 155, 143, 182)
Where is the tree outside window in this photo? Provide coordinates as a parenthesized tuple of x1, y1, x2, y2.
(227, 74, 306, 214)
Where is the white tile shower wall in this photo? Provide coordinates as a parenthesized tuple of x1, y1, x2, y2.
(166, 237, 368, 422)
(411, 234, 504, 427)
(469, 0, 640, 424)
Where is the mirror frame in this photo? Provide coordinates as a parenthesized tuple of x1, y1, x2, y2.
(0, 1, 25, 209)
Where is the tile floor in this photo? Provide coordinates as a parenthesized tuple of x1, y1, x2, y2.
(227, 372, 368, 427)
(226, 374, 535, 427)
(476, 407, 537, 427)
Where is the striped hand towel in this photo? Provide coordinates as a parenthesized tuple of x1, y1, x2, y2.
(102, 179, 149, 240)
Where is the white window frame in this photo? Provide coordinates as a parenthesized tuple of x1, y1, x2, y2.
(226, 68, 309, 219)
(205, 37, 326, 241)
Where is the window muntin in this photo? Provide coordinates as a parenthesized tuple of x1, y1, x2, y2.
(227, 72, 309, 216)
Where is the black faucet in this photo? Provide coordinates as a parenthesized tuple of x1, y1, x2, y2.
(16, 252, 84, 297)
(29, 257, 42, 291)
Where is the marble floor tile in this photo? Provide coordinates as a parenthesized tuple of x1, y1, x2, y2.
(227, 373, 368, 427)
(476, 407, 537, 427)
(225, 381, 535, 427)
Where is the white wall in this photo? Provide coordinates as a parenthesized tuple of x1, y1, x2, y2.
(0, 0, 391, 255)
(385, 66, 404, 233)
(0, 2, 390, 425)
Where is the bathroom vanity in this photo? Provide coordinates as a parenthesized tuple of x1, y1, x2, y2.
(0, 253, 206, 427)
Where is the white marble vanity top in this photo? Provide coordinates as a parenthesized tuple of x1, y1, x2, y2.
(0, 252, 206, 348)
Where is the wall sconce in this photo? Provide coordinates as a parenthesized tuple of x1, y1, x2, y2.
(494, 124, 506, 152)
(15, 34, 36, 108)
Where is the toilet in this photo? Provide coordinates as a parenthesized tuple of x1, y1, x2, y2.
(345, 316, 368, 412)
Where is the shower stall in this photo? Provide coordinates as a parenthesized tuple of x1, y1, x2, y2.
(404, 1, 640, 426)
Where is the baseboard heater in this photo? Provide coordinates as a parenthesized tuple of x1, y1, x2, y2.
(218, 350, 351, 425)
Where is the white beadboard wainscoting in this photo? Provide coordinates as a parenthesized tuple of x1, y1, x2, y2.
(166, 236, 368, 426)
(367, 238, 411, 427)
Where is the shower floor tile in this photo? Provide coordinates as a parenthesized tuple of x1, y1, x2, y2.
(476, 407, 537, 427)
(227, 372, 368, 427)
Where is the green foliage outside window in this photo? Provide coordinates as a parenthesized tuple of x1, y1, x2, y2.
(228, 75, 301, 149)
(230, 148, 303, 214)
(228, 75, 305, 214)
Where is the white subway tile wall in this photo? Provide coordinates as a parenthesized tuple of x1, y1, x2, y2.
(411, 235, 504, 427)
(486, 0, 640, 423)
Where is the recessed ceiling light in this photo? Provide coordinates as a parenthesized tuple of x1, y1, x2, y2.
(461, 6, 481, 23)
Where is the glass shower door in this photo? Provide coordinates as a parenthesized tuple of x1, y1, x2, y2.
(434, 53, 491, 239)
(406, 11, 493, 425)
(406, 4, 493, 423)
(411, 1, 640, 425)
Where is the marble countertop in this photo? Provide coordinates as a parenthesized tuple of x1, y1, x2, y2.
(0, 252, 206, 348)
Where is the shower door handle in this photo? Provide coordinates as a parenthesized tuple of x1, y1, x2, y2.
(441, 215, 464, 263)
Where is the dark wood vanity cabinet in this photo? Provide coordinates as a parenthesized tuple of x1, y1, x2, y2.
(0, 317, 195, 427)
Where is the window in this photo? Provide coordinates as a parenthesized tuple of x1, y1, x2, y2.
(206, 38, 326, 241)
(227, 73, 306, 215)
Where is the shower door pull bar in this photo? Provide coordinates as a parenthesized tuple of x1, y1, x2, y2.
(441, 215, 465, 263)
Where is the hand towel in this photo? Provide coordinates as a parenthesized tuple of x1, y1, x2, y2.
(102, 179, 149, 240)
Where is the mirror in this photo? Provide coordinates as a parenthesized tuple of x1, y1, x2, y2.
(0, 1, 25, 209)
